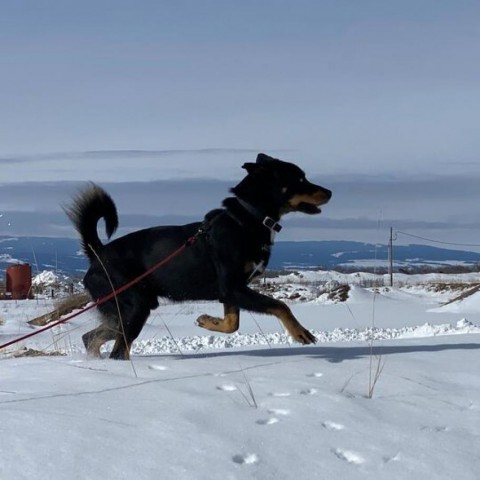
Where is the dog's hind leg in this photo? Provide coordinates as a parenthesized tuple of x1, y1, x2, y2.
(82, 323, 117, 357)
(109, 294, 151, 360)
(83, 268, 152, 360)
(196, 304, 240, 334)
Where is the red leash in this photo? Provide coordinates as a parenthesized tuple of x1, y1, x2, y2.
(0, 236, 197, 352)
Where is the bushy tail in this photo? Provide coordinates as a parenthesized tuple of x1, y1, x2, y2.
(65, 183, 118, 262)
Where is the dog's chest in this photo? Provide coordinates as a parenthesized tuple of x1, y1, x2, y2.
(244, 244, 271, 282)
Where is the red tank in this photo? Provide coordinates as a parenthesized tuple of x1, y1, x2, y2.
(6, 264, 32, 300)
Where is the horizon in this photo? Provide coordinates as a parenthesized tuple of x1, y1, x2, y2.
(2, 236, 480, 280)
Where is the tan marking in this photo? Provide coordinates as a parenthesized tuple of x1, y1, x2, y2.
(288, 191, 328, 208)
(196, 304, 240, 334)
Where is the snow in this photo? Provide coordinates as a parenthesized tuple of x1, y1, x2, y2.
(432, 287, 480, 315)
(1, 271, 480, 479)
(32, 270, 60, 286)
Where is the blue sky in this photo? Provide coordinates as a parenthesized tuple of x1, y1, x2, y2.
(1, 1, 480, 250)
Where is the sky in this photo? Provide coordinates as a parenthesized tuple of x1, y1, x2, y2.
(1, 0, 480, 251)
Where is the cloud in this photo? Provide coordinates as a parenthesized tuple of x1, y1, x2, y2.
(0, 157, 27, 165)
(0, 148, 262, 163)
(321, 174, 480, 224)
(1, 173, 480, 251)
(0, 149, 280, 183)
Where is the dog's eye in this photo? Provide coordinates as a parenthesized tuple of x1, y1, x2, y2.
(299, 177, 305, 183)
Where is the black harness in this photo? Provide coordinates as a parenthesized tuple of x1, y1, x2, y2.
(196, 198, 282, 282)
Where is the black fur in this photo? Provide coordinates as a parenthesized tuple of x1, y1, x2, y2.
(66, 153, 332, 359)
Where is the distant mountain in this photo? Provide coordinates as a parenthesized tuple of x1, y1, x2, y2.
(0, 236, 86, 278)
(270, 241, 480, 271)
(1, 236, 480, 279)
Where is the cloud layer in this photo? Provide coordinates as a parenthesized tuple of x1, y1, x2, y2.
(2, 171, 480, 251)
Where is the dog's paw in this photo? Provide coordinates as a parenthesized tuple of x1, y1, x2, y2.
(291, 327, 317, 345)
(196, 314, 239, 334)
(195, 314, 220, 330)
(195, 314, 208, 327)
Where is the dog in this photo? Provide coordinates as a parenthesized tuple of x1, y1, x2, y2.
(66, 153, 332, 359)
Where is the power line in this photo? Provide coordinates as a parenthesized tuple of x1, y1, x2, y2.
(396, 230, 480, 248)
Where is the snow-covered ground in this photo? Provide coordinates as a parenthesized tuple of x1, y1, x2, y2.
(1, 271, 479, 479)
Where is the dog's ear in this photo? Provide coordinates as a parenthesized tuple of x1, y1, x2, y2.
(242, 162, 259, 174)
(256, 153, 276, 164)
(242, 153, 277, 173)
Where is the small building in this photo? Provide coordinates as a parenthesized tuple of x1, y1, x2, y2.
(6, 264, 33, 300)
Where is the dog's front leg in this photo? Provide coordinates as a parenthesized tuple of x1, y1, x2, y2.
(265, 300, 316, 344)
(196, 304, 240, 334)
(224, 287, 316, 345)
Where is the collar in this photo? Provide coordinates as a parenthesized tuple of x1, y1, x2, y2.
(236, 198, 282, 235)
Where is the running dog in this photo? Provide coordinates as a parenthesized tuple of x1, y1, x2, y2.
(66, 153, 332, 359)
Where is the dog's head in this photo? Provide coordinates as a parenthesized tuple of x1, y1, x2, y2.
(234, 153, 332, 216)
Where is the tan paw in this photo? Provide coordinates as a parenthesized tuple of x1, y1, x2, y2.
(290, 326, 317, 344)
(195, 314, 223, 331)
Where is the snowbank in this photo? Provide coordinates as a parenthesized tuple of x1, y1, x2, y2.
(1, 274, 480, 480)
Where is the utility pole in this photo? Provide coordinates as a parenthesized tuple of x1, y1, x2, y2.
(388, 227, 394, 287)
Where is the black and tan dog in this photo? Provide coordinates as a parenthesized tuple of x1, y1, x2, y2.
(67, 153, 332, 359)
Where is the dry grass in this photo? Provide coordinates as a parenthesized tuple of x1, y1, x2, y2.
(13, 348, 66, 358)
(28, 292, 90, 326)
(441, 284, 480, 306)
(428, 282, 480, 294)
(326, 284, 350, 302)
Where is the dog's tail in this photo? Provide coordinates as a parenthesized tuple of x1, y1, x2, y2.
(65, 183, 118, 263)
